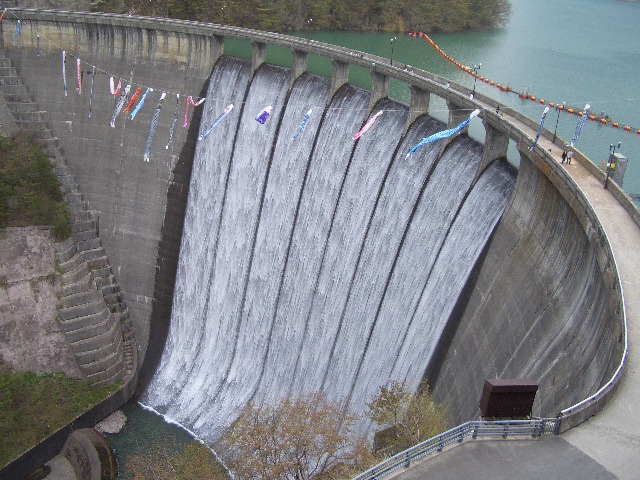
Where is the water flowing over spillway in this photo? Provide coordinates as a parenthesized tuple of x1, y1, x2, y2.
(143, 58, 517, 440)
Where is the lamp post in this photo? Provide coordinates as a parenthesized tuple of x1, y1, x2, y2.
(305, 17, 313, 40)
(472, 63, 481, 98)
(390, 37, 397, 66)
(552, 102, 565, 143)
(604, 142, 621, 188)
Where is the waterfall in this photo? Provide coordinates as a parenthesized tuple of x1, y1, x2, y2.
(143, 58, 516, 440)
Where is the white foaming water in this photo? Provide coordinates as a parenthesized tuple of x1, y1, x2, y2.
(143, 58, 516, 441)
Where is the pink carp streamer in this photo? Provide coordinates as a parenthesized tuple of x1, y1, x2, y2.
(353, 110, 383, 140)
(183, 96, 206, 128)
(110, 77, 121, 97)
(76, 58, 82, 94)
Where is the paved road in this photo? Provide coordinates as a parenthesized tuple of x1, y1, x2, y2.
(394, 105, 640, 480)
(393, 437, 618, 480)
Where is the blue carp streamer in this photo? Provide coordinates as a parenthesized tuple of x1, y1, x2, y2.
(199, 104, 234, 141)
(131, 87, 153, 120)
(293, 109, 312, 140)
(529, 106, 550, 151)
(568, 104, 590, 147)
(406, 109, 480, 158)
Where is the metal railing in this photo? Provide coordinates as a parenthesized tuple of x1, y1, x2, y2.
(353, 418, 560, 480)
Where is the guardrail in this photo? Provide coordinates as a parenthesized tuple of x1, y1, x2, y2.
(353, 418, 560, 480)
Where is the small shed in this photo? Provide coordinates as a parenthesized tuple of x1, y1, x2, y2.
(479, 379, 539, 419)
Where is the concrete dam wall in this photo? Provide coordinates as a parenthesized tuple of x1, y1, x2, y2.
(0, 10, 624, 437)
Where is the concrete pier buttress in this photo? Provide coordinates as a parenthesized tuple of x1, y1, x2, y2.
(369, 69, 389, 111)
(475, 117, 510, 182)
(251, 41, 267, 78)
(406, 85, 430, 132)
(291, 49, 308, 87)
(330, 59, 349, 100)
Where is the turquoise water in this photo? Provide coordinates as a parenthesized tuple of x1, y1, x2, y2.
(106, 403, 203, 479)
(297, 0, 640, 199)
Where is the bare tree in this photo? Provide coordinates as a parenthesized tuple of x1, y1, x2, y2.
(223, 393, 374, 480)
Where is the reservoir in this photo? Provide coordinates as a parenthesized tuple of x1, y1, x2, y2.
(295, 0, 640, 203)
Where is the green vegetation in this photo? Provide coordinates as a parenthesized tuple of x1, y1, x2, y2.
(0, 134, 71, 240)
(126, 440, 230, 480)
(95, 0, 511, 33)
(0, 361, 119, 467)
(366, 380, 448, 454)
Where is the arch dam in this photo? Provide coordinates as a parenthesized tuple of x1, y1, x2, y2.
(0, 8, 635, 479)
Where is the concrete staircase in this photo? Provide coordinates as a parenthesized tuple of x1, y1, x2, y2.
(0, 50, 136, 388)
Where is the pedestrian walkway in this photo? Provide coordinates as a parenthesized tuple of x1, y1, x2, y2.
(394, 104, 640, 480)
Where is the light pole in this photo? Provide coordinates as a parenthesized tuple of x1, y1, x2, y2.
(604, 142, 621, 188)
(305, 17, 313, 40)
(552, 102, 565, 143)
(472, 63, 481, 98)
(390, 37, 397, 66)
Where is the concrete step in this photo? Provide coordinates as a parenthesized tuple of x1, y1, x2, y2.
(68, 313, 120, 350)
(24, 127, 53, 140)
(64, 192, 84, 205)
(59, 305, 110, 336)
(0, 75, 22, 85)
(75, 334, 124, 375)
(0, 83, 28, 96)
(12, 110, 45, 122)
(0, 67, 15, 77)
(0, 58, 13, 68)
(71, 218, 97, 235)
(61, 271, 93, 297)
(6, 101, 38, 113)
(59, 297, 105, 321)
(61, 286, 101, 309)
(61, 261, 89, 286)
(15, 120, 48, 133)
(45, 146, 62, 158)
(59, 247, 103, 274)
(86, 360, 125, 389)
(69, 328, 123, 366)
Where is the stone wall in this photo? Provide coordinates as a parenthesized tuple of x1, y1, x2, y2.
(0, 226, 81, 377)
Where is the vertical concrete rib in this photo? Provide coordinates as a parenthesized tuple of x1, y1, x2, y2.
(474, 118, 509, 184)
(368, 69, 389, 111)
(329, 59, 349, 101)
(211, 34, 224, 63)
(406, 85, 430, 133)
(251, 41, 266, 78)
(291, 49, 308, 87)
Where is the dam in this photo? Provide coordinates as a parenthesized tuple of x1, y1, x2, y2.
(0, 8, 631, 476)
